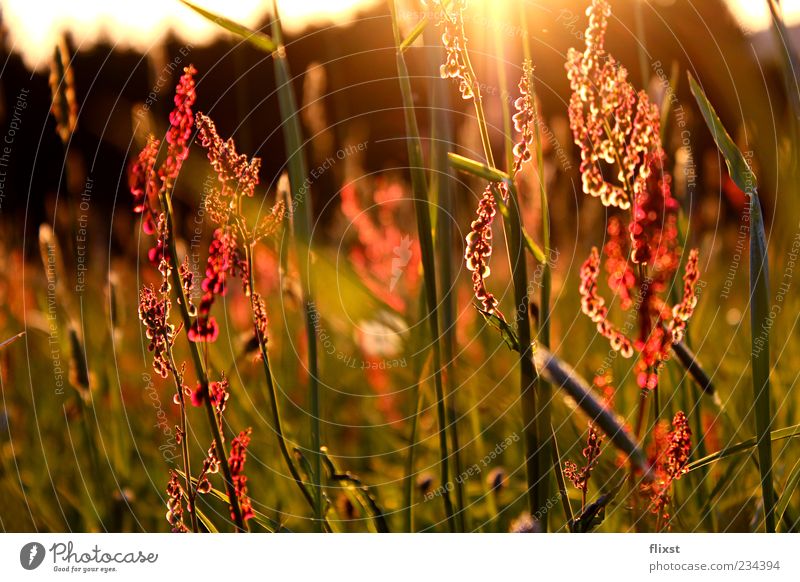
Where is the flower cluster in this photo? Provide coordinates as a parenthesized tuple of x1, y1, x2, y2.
(196, 112, 261, 201)
(645, 411, 692, 524)
(566, 0, 661, 211)
(252, 292, 270, 342)
(191, 375, 230, 415)
(228, 428, 254, 522)
(196, 442, 221, 495)
(129, 136, 160, 235)
(464, 63, 539, 316)
(570, 0, 702, 390)
(165, 471, 188, 533)
(511, 60, 536, 175)
(188, 228, 244, 343)
(578, 247, 634, 358)
(431, 0, 474, 100)
(465, 185, 500, 315)
(129, 66, 197, 237)
(564, 421, 603, 508)
(138, 285, 176, 378)
(159, 65, 197, 188)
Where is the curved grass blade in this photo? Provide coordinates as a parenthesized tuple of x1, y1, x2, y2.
(685, 424, 800, 473)
(689, 71, 775, 531)
(179, 1, 276, 52)
(776, 455, 800, 530)
(179, 472, 280, 532)
(320, 447, 389, 533)
(447, 152, 509, 183)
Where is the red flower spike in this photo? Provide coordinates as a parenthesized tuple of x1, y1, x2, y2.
(228, 428, 254, 522)
(159, 65, 197, 188)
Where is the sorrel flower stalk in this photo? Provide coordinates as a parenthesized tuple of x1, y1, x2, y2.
(166, 471, 189, 533)
(569, 1, 702, 414)
(644, 411, 692, 529)
(138, 234, 198, 533)
(564, 422, 603, 512)
(228, 428, 255, 523)
(130, 65, 247, 531)
(192, 108, 320, 526)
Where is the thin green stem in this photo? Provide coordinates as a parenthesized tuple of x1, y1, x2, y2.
(242, 238, 327, 530)
(159, 191, 246, 532)
(389, 0, 456, 531)
(270, 0, 323, 530)
(521, 24, 555, 529)
(163, 344, 198, 533)
(505, 180, 542, 523)
(426, 21, 466, 532)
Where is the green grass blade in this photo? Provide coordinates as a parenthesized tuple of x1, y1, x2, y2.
(689, 71, 776, 532)
(179, 1, 277, 52)
(268, 0, 323, 531)
(447, 152, 509, 183)
(399, 16, 428, 53)
(685, 424, 800, 473)
(389, 0, 457, 531)
(426, 24, 467, 532)
(776, 455, 800, 528)
(688, 73, 758, 193)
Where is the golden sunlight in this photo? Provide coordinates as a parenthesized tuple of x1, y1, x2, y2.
(0, 0, 381, 68)
(0, 0, 798, 68)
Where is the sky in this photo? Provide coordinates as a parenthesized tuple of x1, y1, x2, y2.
(0, 0, 798, 69)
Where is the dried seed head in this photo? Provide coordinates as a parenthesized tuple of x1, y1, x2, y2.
(49, 36, 78, 144)
(431, 0, 474, 100)
(465, 185, 501, 315)
(188, 228, 243, 343)
(228, 428, 255, 522)
(645, 410, 692, 523)
(566, 0, 662, 210)
(138, 285, 175, 378)
(165, 471, 188, 532)
(578, 247, 634, 358)
(196, 112, 261, 200)
(129, 136, 160, 235)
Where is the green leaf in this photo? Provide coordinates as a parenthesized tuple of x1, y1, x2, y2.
(688, 72, 757, 193)
(180, 1, 277, 53)
(689, 72, 776, 532)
